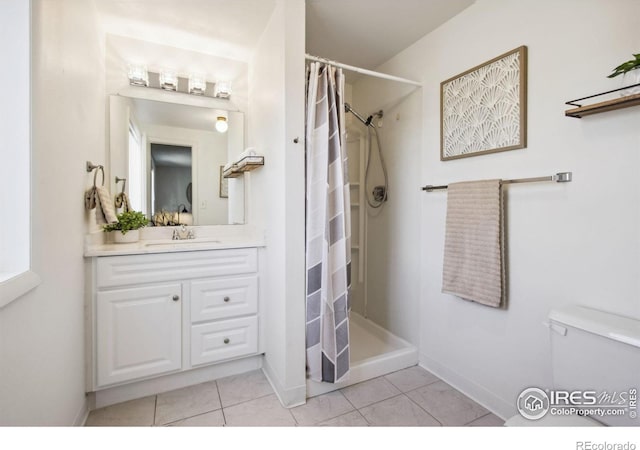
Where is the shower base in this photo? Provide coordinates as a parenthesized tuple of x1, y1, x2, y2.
(306, 312, 418, 398)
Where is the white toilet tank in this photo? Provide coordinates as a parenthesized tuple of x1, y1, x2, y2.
(549, 305, 640, 426)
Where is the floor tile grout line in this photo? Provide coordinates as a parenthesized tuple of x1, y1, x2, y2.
(464, 411, 499, 426)
(313, 409, 370, 426)
(153, 395, 158, 426)
(338, 376, 402, 410)
(354, 408, 372, 426)
(221, 391, 275, 410)
(402, 392, 443, 426)
(385, 377, 441, 394)
(288, 408, 299, 426)
(214, 380, 228, 426)
(402, 382, 492, 427)
(163, 408, 225, 426)
(302, 390, 358, 426)
(336, 387, 359, 416)
(352, 392, 443, 427)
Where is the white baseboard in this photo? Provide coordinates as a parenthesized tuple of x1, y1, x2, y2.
(419, 353, 514, 420)
(73, 398, 90, 426)
(262, 358, 306, 408)
(91, 356, 263, 410)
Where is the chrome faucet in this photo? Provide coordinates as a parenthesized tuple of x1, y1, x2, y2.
(172, 224, 195, 240)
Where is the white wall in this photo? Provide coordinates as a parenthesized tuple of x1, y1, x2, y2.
(354, 0, 640, 419)
(0, 0, 105, 425)
(248, 0, 306, 406)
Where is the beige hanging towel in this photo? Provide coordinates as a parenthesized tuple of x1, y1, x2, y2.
(442, 179, 506, 308)
(85, 186, 118, 225)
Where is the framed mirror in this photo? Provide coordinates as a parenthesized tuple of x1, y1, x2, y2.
(109, 94, 245, 225)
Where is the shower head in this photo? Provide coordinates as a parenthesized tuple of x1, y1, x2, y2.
(345, 102, 374, 128)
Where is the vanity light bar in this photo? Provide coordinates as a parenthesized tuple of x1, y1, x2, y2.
(126, 63, 231, 99)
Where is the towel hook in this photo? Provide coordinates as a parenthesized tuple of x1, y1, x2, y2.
(115, 176, 127, 193)
(86, 161, 104, 187)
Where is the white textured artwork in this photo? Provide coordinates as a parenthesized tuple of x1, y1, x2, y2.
(441, 46, 527, 160)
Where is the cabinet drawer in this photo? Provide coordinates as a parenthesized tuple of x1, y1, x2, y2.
(97, 248, 257, 288)
(191, 316, 258, 366)
(191, 276, 258, 323)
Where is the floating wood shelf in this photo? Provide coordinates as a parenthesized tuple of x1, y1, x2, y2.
(222, 168, 242, 178)
(565, 84, 640, 118)
(223, 155, 264, 178)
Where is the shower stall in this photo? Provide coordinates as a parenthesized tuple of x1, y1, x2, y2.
(306, 98, 418, 397)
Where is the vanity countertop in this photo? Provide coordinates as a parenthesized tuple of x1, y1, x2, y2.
(84, 226, 265, 257)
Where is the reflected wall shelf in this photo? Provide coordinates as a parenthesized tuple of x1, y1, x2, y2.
(223, 155, 264, 178)
(565, 84, 640, 118)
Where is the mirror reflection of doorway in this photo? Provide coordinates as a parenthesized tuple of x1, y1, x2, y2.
(150, 143, 192, 216)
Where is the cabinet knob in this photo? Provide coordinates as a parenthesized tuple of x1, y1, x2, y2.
(223, 296, 230, 303)
(223, 338, 230, 344)
(172, 295, 180, 301)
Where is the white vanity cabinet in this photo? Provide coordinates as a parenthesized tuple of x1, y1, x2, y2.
(87, 247, 261, 391)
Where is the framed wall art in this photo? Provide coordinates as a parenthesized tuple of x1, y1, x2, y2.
(440, 45, 527, 161)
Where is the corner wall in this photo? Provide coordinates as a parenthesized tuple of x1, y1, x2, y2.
(247, 0, 306, 406)
(0, 0, 106, 425)
(355, 0, 640, 419)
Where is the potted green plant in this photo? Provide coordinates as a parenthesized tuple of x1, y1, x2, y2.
(608, 53, 640, 95)
(103, 210, 148, 244)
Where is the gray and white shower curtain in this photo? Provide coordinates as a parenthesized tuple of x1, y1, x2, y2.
(305, 62, 352, 383)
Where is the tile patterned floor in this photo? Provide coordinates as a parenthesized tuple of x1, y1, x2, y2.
(85, 366, 505, 427)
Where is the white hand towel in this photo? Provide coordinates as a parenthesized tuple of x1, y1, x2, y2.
(96, 186, 118, 224)
(442, 179, 505, 308)
(237, 147, 257, 161)
(114, 191, 131, 212)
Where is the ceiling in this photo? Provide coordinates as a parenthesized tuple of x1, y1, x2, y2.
(95, 0, 277, 62)
(305, 0, 475, 70)
(96, 0, 474, 72)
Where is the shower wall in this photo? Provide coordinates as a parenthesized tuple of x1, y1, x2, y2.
(344, 83, 366, 317)
(350, 83, 423, 346)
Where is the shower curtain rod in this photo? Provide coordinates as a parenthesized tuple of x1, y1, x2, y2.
(305, 54, 423, 87)
(421, 172, 573, 191)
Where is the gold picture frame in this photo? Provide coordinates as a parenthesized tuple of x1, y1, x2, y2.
(440, 46, 528, 161)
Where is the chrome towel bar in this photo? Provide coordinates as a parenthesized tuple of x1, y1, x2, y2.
(421, 172, 572, 192)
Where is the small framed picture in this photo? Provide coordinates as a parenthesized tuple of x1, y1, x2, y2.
(219, 166, 228, 198)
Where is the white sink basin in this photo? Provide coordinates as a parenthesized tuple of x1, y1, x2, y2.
(144, 238, 221, 248)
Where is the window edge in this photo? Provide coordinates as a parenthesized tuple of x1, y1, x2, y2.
(0, 270, 41, 309)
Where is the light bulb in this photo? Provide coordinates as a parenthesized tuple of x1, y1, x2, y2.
(159, 69, 178, 91)
(214, 80, 232, 99)
(188, 73, 207, 95)
(127, 63, 148, 86)
(215, 116, 228, 133)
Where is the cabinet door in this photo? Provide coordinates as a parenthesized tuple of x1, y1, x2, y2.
(97, 283, 182, 387)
